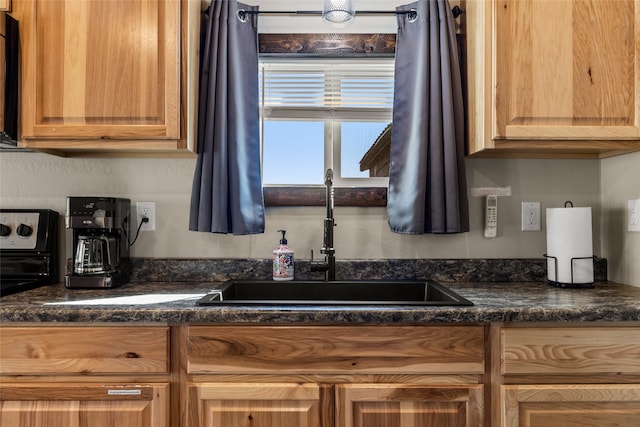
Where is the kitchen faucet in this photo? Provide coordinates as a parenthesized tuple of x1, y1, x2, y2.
(310, 169, 336, 281)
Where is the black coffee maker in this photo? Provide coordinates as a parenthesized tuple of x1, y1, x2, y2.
(64, 197, 132, 289)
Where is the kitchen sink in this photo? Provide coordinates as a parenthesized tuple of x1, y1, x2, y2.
(196, 279, 473, 306)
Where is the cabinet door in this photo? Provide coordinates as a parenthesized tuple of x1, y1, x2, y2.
(494, 0, 640, 141)
(501, 384, 640, 427)
(0, 1, 9, 12)
(188, 383, 333, 427)
(18, 0, 179, 141)
(336, 384, 484, 427)
(0, 383, 169, 427)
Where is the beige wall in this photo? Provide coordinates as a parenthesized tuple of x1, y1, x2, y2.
(600, 151, 640, 286)
(2, 1, 636, 284)
(1, 152, 610, 276)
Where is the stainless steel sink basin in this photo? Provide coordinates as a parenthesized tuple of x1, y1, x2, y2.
(196, 279, 473, 306)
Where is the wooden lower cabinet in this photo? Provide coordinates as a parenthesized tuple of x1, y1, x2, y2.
(188, 383, 333, 427)
(0, 326, 171, 427)
(495, 325, 640, 427)
(501, 384, 640, 427)
(337, 384, 484, 427)
(186, 325, 486, 427)
(0, 383, 169, 427)
(5, 323, 640, 426)
(187, 382, 483, 427)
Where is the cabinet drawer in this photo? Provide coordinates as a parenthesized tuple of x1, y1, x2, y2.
(0, 326, 169, 375)
(188, 325, 484, 375)
(501, 327, 640, 375)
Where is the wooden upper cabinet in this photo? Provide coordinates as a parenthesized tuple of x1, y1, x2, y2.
(495, 0, 638, 140)
(466, 0, 640, 158)
(14, 0, 189, 154)
(0, 1, 10, 12)
(29, 0, 178, 138)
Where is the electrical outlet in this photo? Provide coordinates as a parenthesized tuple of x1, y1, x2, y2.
(629, 199, 640, 232)
(521, 201, 541, 231)
(136, 201, 156, 231)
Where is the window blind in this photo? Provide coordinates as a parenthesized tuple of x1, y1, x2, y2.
(259, 59, 395, 118)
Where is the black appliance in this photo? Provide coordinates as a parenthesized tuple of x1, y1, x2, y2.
(0, 209, 59, 296)
(1, 13, 20, 148)
(64, 197, 132, 289)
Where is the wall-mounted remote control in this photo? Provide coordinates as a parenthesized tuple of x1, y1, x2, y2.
(485, 195, 498, 238)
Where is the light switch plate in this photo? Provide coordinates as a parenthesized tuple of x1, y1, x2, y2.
(629, 199, 640, 232)
(521, 202, 541, 231)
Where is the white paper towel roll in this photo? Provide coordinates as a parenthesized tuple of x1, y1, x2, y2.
(546, 207, 594, 285)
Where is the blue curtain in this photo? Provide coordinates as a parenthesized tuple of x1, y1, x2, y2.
(189, 0, 265, 235)
(387, 0, 469, 234)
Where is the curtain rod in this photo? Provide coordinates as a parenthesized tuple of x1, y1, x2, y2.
(238, 6, 464, 20)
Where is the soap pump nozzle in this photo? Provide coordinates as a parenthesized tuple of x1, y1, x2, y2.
(278, 229, 287, 245)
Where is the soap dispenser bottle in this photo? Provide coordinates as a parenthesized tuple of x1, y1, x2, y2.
(273, 229, 294, 281)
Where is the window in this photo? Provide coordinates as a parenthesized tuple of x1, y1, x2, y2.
(259, 58, 394, 186)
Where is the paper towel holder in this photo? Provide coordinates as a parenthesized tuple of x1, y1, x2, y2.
(543, 254, 597, 289)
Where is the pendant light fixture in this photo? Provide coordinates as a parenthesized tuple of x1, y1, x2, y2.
(322, 0, 355, 24)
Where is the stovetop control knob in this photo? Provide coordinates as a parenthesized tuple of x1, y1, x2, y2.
(0, 223, 11, 237)
(16, 223, 34, 237)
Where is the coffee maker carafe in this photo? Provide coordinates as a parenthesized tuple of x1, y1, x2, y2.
(74, 235, 116, 275)
(65, 197, 132, 288)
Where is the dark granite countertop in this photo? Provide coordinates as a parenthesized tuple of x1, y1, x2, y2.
(1, 280, 639, 324)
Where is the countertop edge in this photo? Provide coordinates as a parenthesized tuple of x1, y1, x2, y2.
(1, 280, 639, 324)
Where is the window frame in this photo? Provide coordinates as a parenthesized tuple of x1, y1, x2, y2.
(258, 33, 397, 207)
(260, 58, 393, 187)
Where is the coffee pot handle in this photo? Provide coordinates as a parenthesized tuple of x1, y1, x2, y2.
(99, 236, 113, 269)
